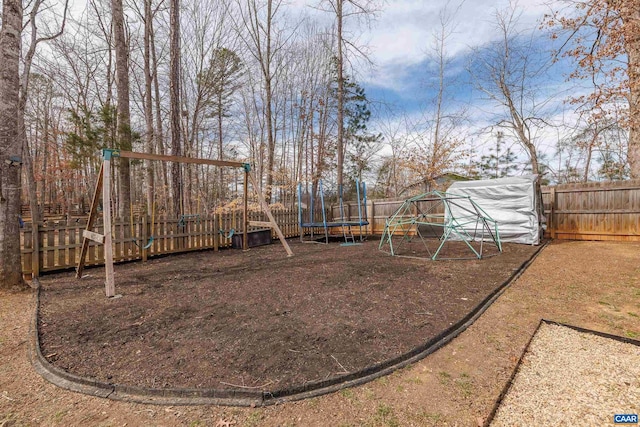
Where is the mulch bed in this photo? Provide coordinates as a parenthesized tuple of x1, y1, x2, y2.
(37, 239, 539, 393)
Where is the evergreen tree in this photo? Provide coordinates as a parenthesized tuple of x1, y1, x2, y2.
(199, 48, 243, 199)
(478, 131, 518, 179)
(331, 62, 382, 196)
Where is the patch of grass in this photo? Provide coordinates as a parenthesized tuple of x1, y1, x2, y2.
(406, 376, 423, 385)
(598, 313, 625, 331)
(340, 388, 355, 400)
(410, 410, 443, 423)
(628, 312, 639, 318)
(456, 373, 474, 398)
(485, 334, 505, 352)
(438, 370, 451, 385)
(376, 376, 389, 386)
(598, 300, 619, 311)
(362, 387, 375, 400)
(396, 384, 405, 393)
(372, 403, 399, 427)
(377, 403, 393, 417)
(188, 421, 204, 427)
(52, 409, 68, 423)
(625, 330, 639, 339)
(306, 397, 320, 408)
(242, 411, 264, 427)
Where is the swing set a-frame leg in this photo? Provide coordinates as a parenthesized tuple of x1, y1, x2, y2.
(76, 162, 103, 279)
(76, 157, 115, 297)
(247, 171, 293, 257)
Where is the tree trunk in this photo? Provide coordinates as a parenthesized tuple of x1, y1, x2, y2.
(336, 0, 345, 192)
(144, 0, 155, 216)
(150, 17, 168, 211)
(217, 92, 225, 200)
(619, 1, 640, 177)
(112, 0, 132, 218)
(264, 0, 275, 204)
(583, 127, 598, 182)
(501, 73, 544, 232)
(0, 0, 27, 289)
(20, 116, 41, 277)
(170, 0, 183, 217)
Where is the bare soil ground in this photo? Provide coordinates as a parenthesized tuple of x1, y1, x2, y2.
(1, 240, 639, 426)
(36, 239, 536, 394)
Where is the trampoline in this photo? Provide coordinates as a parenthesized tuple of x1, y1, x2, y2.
(297, 180, 369, 244)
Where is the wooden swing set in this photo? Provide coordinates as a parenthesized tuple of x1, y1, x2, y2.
(76, 148, 293, 298)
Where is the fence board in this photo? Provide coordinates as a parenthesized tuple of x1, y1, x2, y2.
(542, 180, 640, 241)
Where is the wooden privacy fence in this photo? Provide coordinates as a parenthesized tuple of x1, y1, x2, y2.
(543, 179, 640, 241)
(20, 209, 301, 276)
(20, 179, 639, 276)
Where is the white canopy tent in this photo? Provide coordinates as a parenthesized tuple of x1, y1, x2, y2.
(447, 175, 540, 245)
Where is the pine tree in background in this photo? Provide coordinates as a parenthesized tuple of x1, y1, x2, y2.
(478, 131, 519, 179)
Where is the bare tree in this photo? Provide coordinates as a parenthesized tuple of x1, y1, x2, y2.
(469, 2, 555, 226)
(143, 0, 155, 215)
(170, 0, 183, 216)
(317, 0, 379, 192)
(112, 0, 132, 218)
(234, 0, 289, 203)
(0, 0, 26, 289)
(407, 2, 467, 191)
(19, 0, 68, 278)
(543, 0, 640, 177)
(208, 47, 244, 198)
(179, 0, 243, 204)
(150, 4, 168, 206)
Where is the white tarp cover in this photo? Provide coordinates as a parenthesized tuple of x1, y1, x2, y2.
(447, 175, 539, 245)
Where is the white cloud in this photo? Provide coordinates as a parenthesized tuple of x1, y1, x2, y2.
(363, 0, 552, 89)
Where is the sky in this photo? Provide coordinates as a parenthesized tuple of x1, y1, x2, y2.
(286, 0, 563, 109)
(56, 0, 584, 178)
(329, 0, 580, 172)
(287, 0, 596, 180)
(362, 0, 552, 89)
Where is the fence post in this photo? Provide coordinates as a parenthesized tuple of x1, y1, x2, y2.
(550, 187, 557, 239)
(142, 212, 148, 262)
(32, 221, 40, 277)
(214, 214, 219, 252)
(368, 200, 374, 235)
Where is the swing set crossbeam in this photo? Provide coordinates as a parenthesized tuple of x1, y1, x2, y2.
(113, 149, 248, 169)
(77, 149, 292, 298)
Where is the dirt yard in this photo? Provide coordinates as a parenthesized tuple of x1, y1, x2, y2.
(1, 240, 639, 426)
(37, 239, 536, 394)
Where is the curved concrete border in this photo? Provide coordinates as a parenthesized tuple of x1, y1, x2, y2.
(31, 241, 549, 406)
